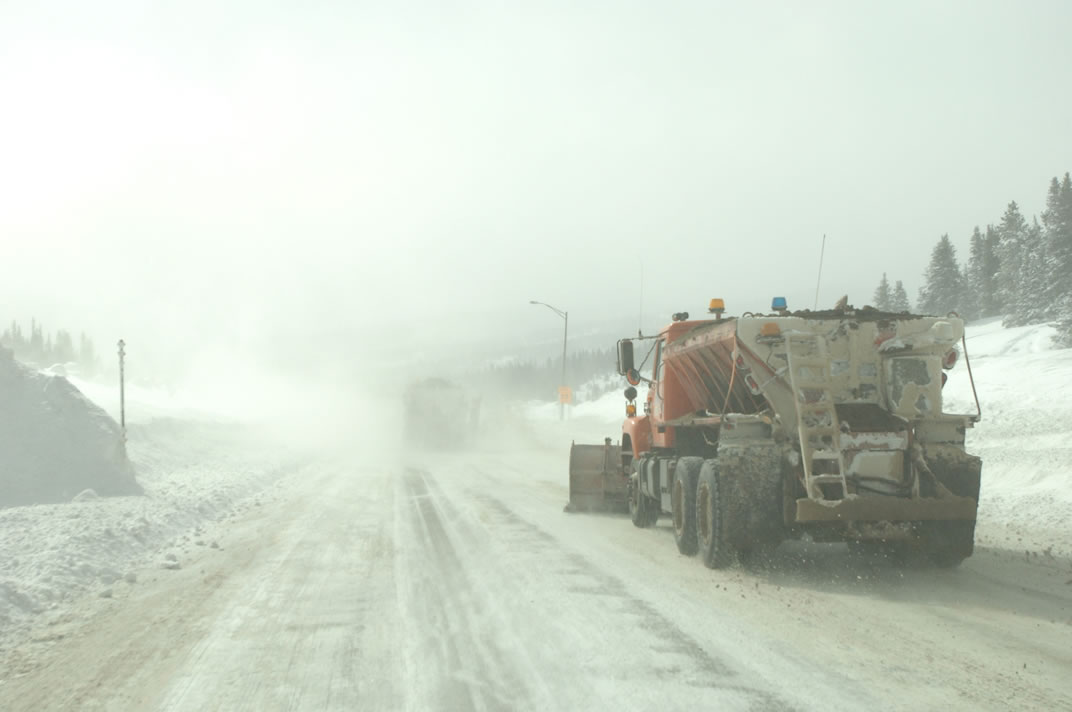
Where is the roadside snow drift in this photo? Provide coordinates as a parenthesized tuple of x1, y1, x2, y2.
(0, 347, 139, 507)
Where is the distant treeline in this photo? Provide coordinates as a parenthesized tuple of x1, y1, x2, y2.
(472, 347, 619, 402)
(0, 319, 100, 375)
(872, 171, 1072, 345)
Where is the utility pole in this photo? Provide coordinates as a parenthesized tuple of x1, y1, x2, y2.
(560, 310, 569, 421)
(530, 300, 570, 420)
(117, 339, 126, 442)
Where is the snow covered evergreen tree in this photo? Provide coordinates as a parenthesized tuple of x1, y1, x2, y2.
(79, 332, 98, 375)
(984, 225, 1001, 315)
(1043, 175, 1072, 300)
(1015, 217, 1050, 324)
(917, 235, 964, 315)
(1046, 173, 1072, 345)
(872, 273, 891, 310)
(995, 201, 1029, 325)
(965, 226, 1000, 319)
(891, 280, 912, 312)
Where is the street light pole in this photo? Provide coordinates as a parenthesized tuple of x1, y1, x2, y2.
(117, 339, 126, 443)
(530, 300, 569, 421)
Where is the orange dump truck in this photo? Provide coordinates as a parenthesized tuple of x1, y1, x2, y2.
(567, 299, 982, 568)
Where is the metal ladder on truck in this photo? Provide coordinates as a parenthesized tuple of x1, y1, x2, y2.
(785, 332, 850, 501)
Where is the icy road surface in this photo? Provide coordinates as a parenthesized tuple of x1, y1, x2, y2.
(1, 445, 1070, 712)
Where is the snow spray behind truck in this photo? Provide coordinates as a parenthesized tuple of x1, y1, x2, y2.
(567, 298, 983, 568)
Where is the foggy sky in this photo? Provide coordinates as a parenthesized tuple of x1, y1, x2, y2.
(2, 0, 1071, 378)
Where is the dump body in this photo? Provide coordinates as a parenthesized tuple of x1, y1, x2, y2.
(660, 317, 767, 418)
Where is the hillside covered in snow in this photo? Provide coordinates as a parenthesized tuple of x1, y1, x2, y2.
(0, 347, 139, 507)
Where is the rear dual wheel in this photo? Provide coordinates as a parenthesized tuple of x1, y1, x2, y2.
(696, 460, 733, 569)
(672, 457, 703, 555)
(629, 472, 658, 528)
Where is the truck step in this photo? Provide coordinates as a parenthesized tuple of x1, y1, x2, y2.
(798, 402, 836, 413)
(809, 474, 845, 484)
(794, 381, 833, 390)
(789, 356, 829, 366)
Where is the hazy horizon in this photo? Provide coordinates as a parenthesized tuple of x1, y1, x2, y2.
(3, 0, 1070, 382)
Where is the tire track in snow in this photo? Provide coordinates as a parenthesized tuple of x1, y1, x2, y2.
(471, 492, 795, 711)
(398, 468, 538, 712)
(152, 464, 404, 712)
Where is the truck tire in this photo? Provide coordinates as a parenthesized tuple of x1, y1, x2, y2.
(672, 457, 703, 555)
(716, 441, 786, 563)
(696, 459, 733, 569)
(923, 520, 974, 568)
(629, 472, 657, 528)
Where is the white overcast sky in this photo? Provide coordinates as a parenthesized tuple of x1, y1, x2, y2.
(2, 0, 1071, 374)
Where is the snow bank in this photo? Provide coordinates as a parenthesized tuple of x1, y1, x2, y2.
(944, 319, 1072, 557)
(0, 418, 303, 647)
(0, 347, 139, 507)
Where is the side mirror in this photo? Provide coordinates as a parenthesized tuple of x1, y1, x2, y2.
(624, 386, 637, 401)
(617, 339, 634, 375)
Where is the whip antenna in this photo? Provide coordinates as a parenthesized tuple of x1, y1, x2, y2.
(638, 261, 644, 337)
(813, 234, 826, 310)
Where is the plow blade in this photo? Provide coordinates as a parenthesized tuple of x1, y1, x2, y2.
(566, 439, 628, 513)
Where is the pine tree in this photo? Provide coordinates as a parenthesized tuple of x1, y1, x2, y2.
(918, 235, 964, 315)
(54, 329, 76, 363)
(79, 332, 98, 375)
(982, 225, 1001, 316)
(1044, 175, 1072, 307)
(963, 227, 985, 321)
(872, 273, 892, 310)
(29, 319, 44, 363)
(996, 201, 1029, 324)
(890, 280, 912, 312)
(965, 226, 1002, 319)
(1016, 217, 1050, 324)
(1048, 173, 1072, 346)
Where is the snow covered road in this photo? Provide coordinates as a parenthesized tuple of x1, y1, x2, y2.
(1, 440, 1069, 711)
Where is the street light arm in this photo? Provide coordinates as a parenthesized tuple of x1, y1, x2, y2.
(529, 300, 567, 319)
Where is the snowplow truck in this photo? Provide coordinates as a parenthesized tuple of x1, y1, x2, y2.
(404, 378, 480, 449)
(567, 300, 982, 568)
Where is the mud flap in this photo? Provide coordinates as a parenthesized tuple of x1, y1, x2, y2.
(716, 440, 786, 553)
(566, 440, 628, 513)
(920, 444, 982, 565)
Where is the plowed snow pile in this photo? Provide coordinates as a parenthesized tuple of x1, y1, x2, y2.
(0, 417, 303, 647)
(0, 347, 139, 506)
(943, 319, 1072, 558)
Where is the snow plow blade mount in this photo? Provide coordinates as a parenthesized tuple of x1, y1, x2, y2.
(566, 440, 628, 513)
